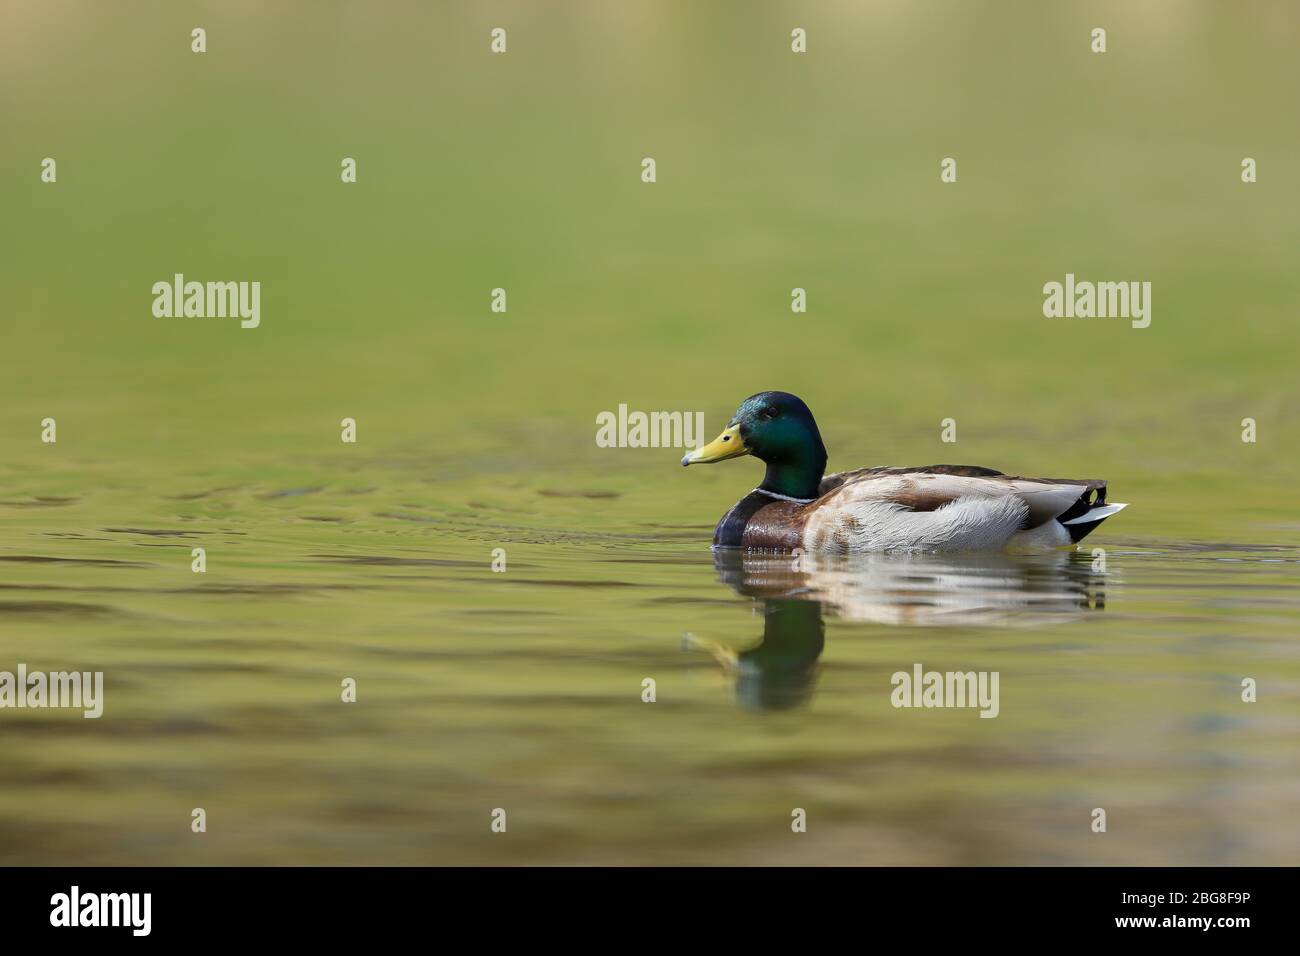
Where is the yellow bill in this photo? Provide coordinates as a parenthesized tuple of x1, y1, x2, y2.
(681, 424, 748, 466)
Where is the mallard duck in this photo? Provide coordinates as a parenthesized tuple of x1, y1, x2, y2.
(681, 391, 1126, 553)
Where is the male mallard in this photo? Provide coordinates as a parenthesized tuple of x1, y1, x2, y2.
(681, 391, 1126, 553)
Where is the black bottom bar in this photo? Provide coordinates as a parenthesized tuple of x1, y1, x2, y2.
(0, 866, 1283, 941)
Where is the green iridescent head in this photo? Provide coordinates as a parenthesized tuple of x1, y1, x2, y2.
(682, 391, 828, 500)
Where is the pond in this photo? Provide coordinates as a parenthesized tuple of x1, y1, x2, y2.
(2, 447, 1296, 865)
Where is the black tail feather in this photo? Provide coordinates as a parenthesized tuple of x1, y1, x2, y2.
(1062, 515, 1108, 543)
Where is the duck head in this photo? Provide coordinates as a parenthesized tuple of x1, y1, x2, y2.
(681, 391, 828, 501)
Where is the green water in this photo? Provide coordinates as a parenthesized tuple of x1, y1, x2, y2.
(2, 2, 1298, 864)
(3, 453, 1298, 864)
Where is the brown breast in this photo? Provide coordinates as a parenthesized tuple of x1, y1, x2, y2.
(739, 499, 809, 551)
(714, 491, 812, 550)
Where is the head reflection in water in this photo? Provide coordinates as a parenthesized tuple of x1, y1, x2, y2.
(687, 599, 825, 711)
(689, 549, 1108, 711)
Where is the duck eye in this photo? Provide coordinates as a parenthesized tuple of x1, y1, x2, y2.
(760, 407, 779, 420)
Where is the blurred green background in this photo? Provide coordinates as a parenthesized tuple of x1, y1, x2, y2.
(3, 0, 1298, 522)
(1, 1, 1298, 865)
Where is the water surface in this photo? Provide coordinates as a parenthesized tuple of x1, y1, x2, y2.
(2, 449, 1296, 866)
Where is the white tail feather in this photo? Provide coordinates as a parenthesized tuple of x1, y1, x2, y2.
(1062, 502, 1128, 525)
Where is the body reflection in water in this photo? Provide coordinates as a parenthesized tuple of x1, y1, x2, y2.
(687, 549, 1108, 710)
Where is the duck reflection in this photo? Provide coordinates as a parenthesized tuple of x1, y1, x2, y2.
(686, 598, 824, 710)
(688, 549, 1108, 710)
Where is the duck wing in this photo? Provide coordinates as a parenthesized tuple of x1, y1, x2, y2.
(819, 463, 1004, 494)
(804, 467, 1111, 552)
(820, 465, 1107, 524)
